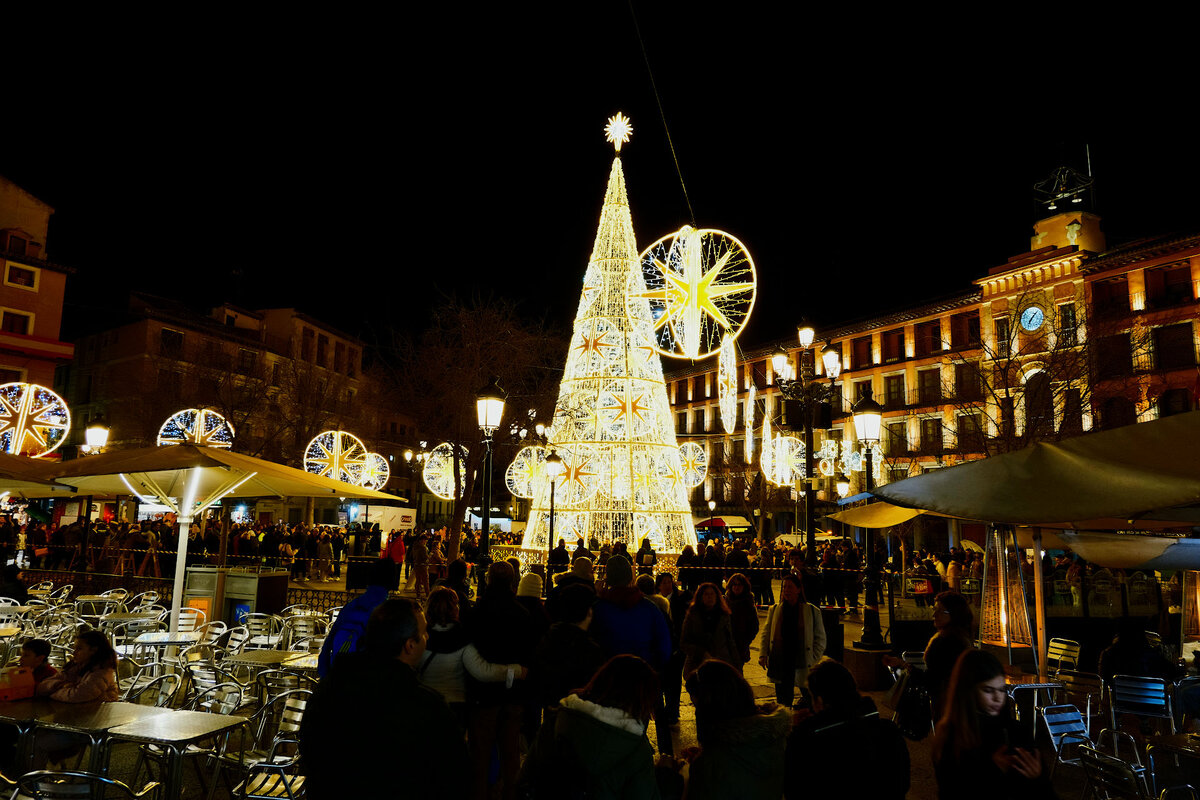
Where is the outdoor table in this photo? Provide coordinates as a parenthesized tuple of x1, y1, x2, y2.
(0, 700, 170, 773)
(222, 650, 295, 669)
(101, 611, 160, 624)
(0, 626, 21, 638)
(109, 709, 249, 800)
(1148, 734, 1200, 795)
(281, 653, 318, 672)
(0, 606, 33, 617)
(1005, 674, 1063, 738)
(133, 631, 201, 647)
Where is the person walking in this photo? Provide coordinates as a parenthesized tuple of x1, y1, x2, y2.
(724, 573, 760, 671)
(680, 582, 740, 676)
(758, 572, 826, 708)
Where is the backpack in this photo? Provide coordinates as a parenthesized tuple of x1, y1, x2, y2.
(317, 591, 381, 677)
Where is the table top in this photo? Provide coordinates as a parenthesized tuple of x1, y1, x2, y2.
(75, 595, 110, 603)
(35, 701, 171, 733)
(0, 627, 21, 638)
(223, 650, 293, 666)
(282, 653, 318, 671)
(0, 606, 33, 615)
(1149, 733, 1200, 757)
(1005, 675, 1063, 690)
(101, 611, 160, 623)
(109, 709, 248, 745)
(134, 631, 201, 646)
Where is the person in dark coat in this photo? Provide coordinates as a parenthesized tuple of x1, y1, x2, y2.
(534, 583, 604, 723)
(300, 598, 467, 800)
(656, 572, 691, 725)
(680, 582, 740, 676)
(785, 657, 909, 800)
(547, 538, 571, 576)
(724, 572, 760, 668)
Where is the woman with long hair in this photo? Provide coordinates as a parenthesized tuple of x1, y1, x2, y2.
(680, 582, 740, 676)
(924, 590, 974, 717)
(35, 629, 118, 702)
(683, 659, 790, 800)
(724, 573, 759, 669)
(757, 572, 826, 707)
(518, 654, 664, 800)
(932, 650, 1051, 800)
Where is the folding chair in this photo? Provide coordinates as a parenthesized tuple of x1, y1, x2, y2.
(1057, 670, 1105, 735)
(1046, 638, 1081, 673)
(1079, 745, 1152, 799)
(1110, 674, 1177, 737)
(12, 769, 160, 800)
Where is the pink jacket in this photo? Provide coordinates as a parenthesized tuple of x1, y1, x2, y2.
(36, 665, 119, 703)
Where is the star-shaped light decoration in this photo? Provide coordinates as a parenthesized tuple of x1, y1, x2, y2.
(157, 408, 236, 449)
(0, 382, 70, 457)
(304, 430, 369, 484)
(678, 441, 707, 488)
(604, 112, 632, 152)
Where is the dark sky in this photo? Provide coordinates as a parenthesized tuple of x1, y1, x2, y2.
(3, 7, 1198, 353)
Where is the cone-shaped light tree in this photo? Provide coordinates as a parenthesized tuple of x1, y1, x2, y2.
(520, 115, 698, 554)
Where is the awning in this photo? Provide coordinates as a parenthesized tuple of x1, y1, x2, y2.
(692, 515, 755, 529)
(830, 504, 925, 529)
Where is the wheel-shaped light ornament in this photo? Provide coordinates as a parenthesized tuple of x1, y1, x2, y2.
(678, 441, 707, 488)
(304, 430, 369, 484)
(743, 383, 756, 465)
(630, 226, 757, 360)
(505, 446, 546, 499)
(0, 383, 70, 458)
(718, 334, 738, 434)
(422, 442, 470, 500)
(359, 452, 390, 490)
(634, 513, 668, 552)
(761, 435, 805, 486)
(157, 408, 235, 449)
(597, 382, 655, 441)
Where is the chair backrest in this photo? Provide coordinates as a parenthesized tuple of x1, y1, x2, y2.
(127, 673, 182, 708)
(1040, 704, 1090, 753)
(1058, 669, 1104, 699)
(1111, 675, 1174, 721)
(13, 769, 158, 799)
(327, 606, 342, 626)
(0, 596, 19, 607)
(197, 620, 228, 647)
(282, 615, 325, 646)
(251, 688, 311, 747)
(100, 588, 130, 601)
(1047, 638, 1081, 672)
(29, 581, 55, 593)
(48, 584, 73, 602)
(281, 604, 311, 616)
(256, 669, 305, 702)
(224, 626, 249, 655)
(174, 607, 206, 632)
(1079, 746, 1150, 799)
(188, 682, 244, 715)
(129, 591, 160, 609)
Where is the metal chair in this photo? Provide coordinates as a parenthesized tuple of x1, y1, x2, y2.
(1110, 674, 1177, 736)
(207, 689, 311, 800)
(234, 740, 307, 799)
(243, 614, 283, 650)
(166, 606, 207, 633)
(280, 604, 311, 617)
(11, 769, 161, 799)
(128, 591, 160, 609)
(281, 615, 325, 650)
(1079, 745, 1153, 799)
(47, 585, 74, 603)
(1041, 704, 1093, 780)
(1057, 670, 1106, 735)
(1047, 637, 1082, 673)
(132, 683, 245, 796)
(196, 620, 228, 647)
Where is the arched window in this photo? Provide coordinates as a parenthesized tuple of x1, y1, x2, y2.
(1025, 371, 1054, 439)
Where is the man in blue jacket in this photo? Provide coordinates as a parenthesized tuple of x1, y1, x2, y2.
(317, 558, 395, 677)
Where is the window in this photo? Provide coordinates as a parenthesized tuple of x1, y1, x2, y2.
(888, 465, 910, 484)
(677, 379, 689, 402)
(882, 329, 904, 363)
(348, 348, 359, 378)
(884, 374, 905, 409)
(1000, 396, 1015, 439)
(271, 362, 282, 385)
(957, 414, 983, 451)
(1094, 334, 1133, 379)
(317, 335, 329, 367)
(751, 361, 767, 388)
(693, 409, 706, 433)
(677, 412, 687, 433)
(851, 336, 873, 370)
(950, 312, 981, 349)
(853, 380, 872, 404)
(0, 367, 22, 384)
(238, 349, 258, 373)
(919, 418, 942, 454)
(1153, 323, 1195, 371)
(3, 235, 26, 256)
(829, 383, 843, 414)
(993, 317, 1011, 357)
(0, 311, 30, 335)
(334, 342, 346, 373)
(1061, 388, 1083, 435)
(915, 321, 941, 357)
(1058, 303, 1077, 346)
(886, 421, 908, 455)
(301, 328, 314, 361)
(158, 328, 183, 358)
(5, 264, 37, 290)
(1158, 388, 1192, 418)
(1145, 262, 1194, 308)
(954, 362, 982, 401)
(225, 314, 236, 326)
(1098, 396, 1136, 430)
(917, 369, 940, 404)
(1093, 277, 1130, 319)
(1025, 372, 1053, 439)
(692, 375, 705, 400)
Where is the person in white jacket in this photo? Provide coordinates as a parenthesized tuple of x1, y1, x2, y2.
(417, 587, 525, 723)
(757, 572, 826, 708)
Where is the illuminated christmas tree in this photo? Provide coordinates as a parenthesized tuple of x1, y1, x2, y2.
(520, 114, 697, 554)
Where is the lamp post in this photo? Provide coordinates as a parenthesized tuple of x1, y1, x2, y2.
(852, 385, 885, 649)
(544, 449, 565, 568)
(774, 326, 841, 567)
(476, 377, 506, 576)
(82, 415, 110, 455)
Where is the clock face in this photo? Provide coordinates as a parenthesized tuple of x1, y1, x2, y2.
(1020, 306, 1045, 332)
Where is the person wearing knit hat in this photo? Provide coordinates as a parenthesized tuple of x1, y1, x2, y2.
(604, 554, 633, 589)
(517, 573, 543, 599)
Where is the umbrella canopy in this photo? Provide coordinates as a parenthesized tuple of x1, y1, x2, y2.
(873, 412, 1200, 524)
(692, 515, 755, 529)
(0, 452, 79, 498)
(31, 445, 399, 630)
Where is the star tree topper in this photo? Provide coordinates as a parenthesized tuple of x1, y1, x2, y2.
(605, 112, 632, 152)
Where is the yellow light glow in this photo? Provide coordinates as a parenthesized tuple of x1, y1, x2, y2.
(304, 430, 369, 484)
(604, 112, 633, 152)
(0, 382, 70, 458)
(157, 408, 235, 449)
(678, 441, 707, 488)
(359, 452, 390, 490)
(423, 442, 469, 500)
(718, 334, 738, 434)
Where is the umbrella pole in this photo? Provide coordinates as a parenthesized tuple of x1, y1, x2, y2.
(170, 513, 191, 633)
(1032, 527, 1047, 679)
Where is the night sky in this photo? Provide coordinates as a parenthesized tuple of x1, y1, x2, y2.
(3, 8, 1198, 354)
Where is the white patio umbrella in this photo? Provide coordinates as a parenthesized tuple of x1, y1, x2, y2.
(0, 452, 80, 498)
(31, 445, 397, 631)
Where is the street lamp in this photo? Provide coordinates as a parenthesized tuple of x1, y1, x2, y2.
(476, 377, 506, 575)
(775, 331, 837, 567)
(544, 449, 565, 567)
(83, 415, 110, 455)
(852, 385, 885, 649)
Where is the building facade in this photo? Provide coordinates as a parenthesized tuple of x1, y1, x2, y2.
(667, 211, 1200, 538)
(0, 176, 74, 388)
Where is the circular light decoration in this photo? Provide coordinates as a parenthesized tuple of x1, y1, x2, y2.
(630, 226, 757, 360)
(718, 334, 738, 434)
(678, 441, 707, 488)
(157, 408, 235, 449)
(761, 435, 805, 486)
(422, 442, 469, 500)
(359, 452, 390, 490)
(505, 445, 546, 499)
(0, 382, 70, 458)
(304, 430, 369, 484)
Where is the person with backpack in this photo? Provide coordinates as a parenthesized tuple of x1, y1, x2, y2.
(317, 558, 395, 678)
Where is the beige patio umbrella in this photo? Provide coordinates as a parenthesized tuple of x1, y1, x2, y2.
(32, 445, 396, 631)
(0, 452, 80, 498)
